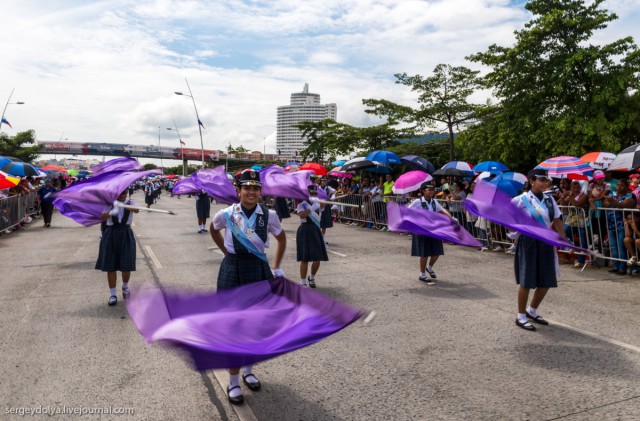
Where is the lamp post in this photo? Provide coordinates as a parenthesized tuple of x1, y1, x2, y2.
(167, 120, 186, 177)
(1, 88, 25, 132)
(157, 126, 164, 175)
(174, 78, 205, 169)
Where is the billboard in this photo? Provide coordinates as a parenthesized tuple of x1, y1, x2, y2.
(38, 141, 219, 161)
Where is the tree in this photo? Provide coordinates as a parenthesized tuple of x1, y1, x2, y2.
(143, 163, 158, 171)
(363, 64, 483, 161)
(0, 130, 41, 162)
(464, 0, 640, 168)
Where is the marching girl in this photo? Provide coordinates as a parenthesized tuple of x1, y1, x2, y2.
(296, 184, 329, 288)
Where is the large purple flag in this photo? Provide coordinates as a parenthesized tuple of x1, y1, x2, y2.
(173, 166, 236, 204)
(91, 157, 143, 176)
(126, 277, 364, 370)
(261, 165, 329, 200)
(386, 201, 482, 247)
(464, 181, 589, 252)
(52, 169, 160, 226)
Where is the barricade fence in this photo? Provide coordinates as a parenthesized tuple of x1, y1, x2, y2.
(0, 191, 39, 233)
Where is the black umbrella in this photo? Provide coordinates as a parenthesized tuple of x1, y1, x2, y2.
(400, 155, 436, 174)
(340, 157, 388, 172)
(433, 168, 474, 177)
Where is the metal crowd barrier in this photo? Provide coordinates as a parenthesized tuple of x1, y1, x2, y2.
(0, 191, 39, 234)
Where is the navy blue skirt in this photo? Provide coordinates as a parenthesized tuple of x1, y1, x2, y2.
(515, 235, 558, 288)
(217, 253, 273, 291)
(274, 197, 291, 219)
(196, 197, 211, 218)
(320, 204, 333, 228)
(411, 234, 444, 257)
(296, 223, 328, 262)
(95, 225, 136, 272)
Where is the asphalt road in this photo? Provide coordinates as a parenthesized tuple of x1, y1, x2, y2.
(2, 191, 639, 420)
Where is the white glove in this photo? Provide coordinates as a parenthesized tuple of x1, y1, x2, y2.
(108, 201, 121, 216)
(273, 268, 285, 278)
(309, 196, 320, 203)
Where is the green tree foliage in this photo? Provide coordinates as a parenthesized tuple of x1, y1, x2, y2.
(363, 64, 483, 161)
(386, 140, 451, 169)
(0, 130, 41, 162)
(143, 163, 158, 171)
(463, 0, 640, 169)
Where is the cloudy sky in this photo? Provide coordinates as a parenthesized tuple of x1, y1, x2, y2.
(1, 0, 639, 159)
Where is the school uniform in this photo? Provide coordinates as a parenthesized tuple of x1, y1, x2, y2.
(408, 197, 445, 256)
(144, 184, 155, 205)
(511, 190, 561, 288)
(274, 197, 291, 220)
(95, 200, 136, 272)
(195, 191, 211, 218)
(320, 185, 335, 228)
(296, 200, 329, 262)
(212, 203, 283, 290)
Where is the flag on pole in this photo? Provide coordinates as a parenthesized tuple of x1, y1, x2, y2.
(1, 118, 12, 128)
(180, 140, 186, 145)
(198, 119, 205, 129)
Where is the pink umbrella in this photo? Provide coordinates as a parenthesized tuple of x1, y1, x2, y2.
(329, 171, 352, 178)
(392, 170, 433, 194)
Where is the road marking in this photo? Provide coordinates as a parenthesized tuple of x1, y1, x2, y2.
(212, 369, 258, 421)
(548, 319, 640, 354)
(144, 245, 163, 269)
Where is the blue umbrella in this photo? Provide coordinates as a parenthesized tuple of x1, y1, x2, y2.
(251, 165, 262, 171)
(1, 161, 39, 177)
(366, 150, 402, 165)
(473, 161, 510, 172)
(284, 161, 300, 167)
(488, 175, 525, 197)
(400, 155, 436, 174)
(332, 160, 346, 166)
(0, 156, 21, 168)
(367, 164, 393, 174)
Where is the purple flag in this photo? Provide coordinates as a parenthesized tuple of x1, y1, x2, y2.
(386, 201, 482, 247)
(464, 181, 589, 252)
(172, 166, 237, 204)
(126, 277, 364, 370)
(52, 169, 160, 226)
(91, 157, 143, 176)
(261, 165, 329, 200)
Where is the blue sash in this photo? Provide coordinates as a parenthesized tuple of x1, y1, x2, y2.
(224, 210, 268, 262)
(307, 207, 321, 229)
(521, 194, 548, 226)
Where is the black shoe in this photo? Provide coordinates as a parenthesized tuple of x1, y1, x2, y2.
(426, 267, 437, 279)
(227, 385, 244, 405)
(515, 319, 536, 331)
(419, 276, 429, 282)
(242, 373, 261, 391)
(308, 277, 316, 288)
(526, 312, 549, 325)
(108, 295, 117, 306)
(122, 289, 130, 300)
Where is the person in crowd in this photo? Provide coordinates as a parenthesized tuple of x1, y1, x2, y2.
(446, 181, 467, 223)
(408, 182, 452, 285)
(358, 178, 373, 228)
(629, 174, 640, 205)
(370, 178, 385, 230)
(144, 181, 155, 208)
(319, 178, 335, 242)
(623, 212, 640, 267)
(295, 184, 329, 288)
(602, 179, 636, 275)
(36, 179, 57, 227)
(587, 170, 610, 253)
(95, 190, 139, 306)
(559, 180, 590, 268)
(209, 169, 286, 406)
(558, 178, 570, 196)
(195, 190, 211, 233)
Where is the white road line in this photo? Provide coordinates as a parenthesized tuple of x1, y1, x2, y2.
(212, 370, 258, 421)
(143, 245, 163, 269)
(289, 238, 346, 257)
(548, 319, 640, 354)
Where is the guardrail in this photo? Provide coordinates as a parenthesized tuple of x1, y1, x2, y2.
(0, 191, 39, 234)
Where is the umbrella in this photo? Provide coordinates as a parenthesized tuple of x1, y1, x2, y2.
(284, 161, 300, 167)
(341, 157, 385, 172)
(284, 164, 299, 173)
(331, 160, 346, 166)
(474, 171, 497, 183)
(251, 165, 263, 171)
(392, 171, 433, 194)
(41, 165, 68, 173)
(433, 167, 474, 177)
(495, 171, 528, 185)
(328, 171, 352, 178)
(0, 156, 22, 168)
(1, 161, 40, 177)
(535, 156, 593, 178)
(473, 161, 510, 172)
(366, 150, 402, 165)
(299, 163, 327, 176)
(580, 152, 616, 170)
(605, 145, 640, 171)
(367, 165, 393, 174)
(66, 169, 79, 176)
(0, 170, 20, 189)
(487, 177, 523, 197)
(400, 155, 436, 174)
(442, 161, 474, 172)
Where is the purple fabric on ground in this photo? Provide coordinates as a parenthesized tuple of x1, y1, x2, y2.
(464, 181, 589, 252)
(386, 201, 482, 247)
(52, 169, 161, 226)
(126, 277, 364, 370)
(172, 166, 237, 204)
(91, 157, 143, 176)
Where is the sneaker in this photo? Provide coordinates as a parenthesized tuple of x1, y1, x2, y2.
(480, 247, 489, 252)
(308, 277, 316, 288)
(300, 282, 308, 288)
(627, 256, 637, 266)
(492, 245, 502, 252)
(122, 288, 130, 300)
(418, 276, 429, 282)
(108, 295, 117, 306)
(574, 261, 583, 268)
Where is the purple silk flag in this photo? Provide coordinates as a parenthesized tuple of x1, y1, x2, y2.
(52, 169, 161, 226)
(126, 277, 364, 370)
(91, 157, 143, 176)
(386, 201, 482, 247)
(464, 181, 589, 252)
(173, 166, 236, 204)
(261, 165, 329, 200)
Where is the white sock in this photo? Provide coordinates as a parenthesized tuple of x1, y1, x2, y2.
(427, 265, 433, 271)
(122, 282, 129, 291)
(309, 274, 315, 280)
(199, 224, 204, 230)
(420, 272, 426, 278)
(300, 278, 307, 285)
(228, 374, 241, 397)
(243, 366, 258, 384)
(527, 306, 539, 317)
(243, 365, 253, 375)
(517, 313, 528, 323)
(110, 287, 117, 297)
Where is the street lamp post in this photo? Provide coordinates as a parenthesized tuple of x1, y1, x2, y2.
(174, 78, 205, 169)
(167, 120, 186, 177)
(158, 126, 164, 175)
(1, 88, 25, 132)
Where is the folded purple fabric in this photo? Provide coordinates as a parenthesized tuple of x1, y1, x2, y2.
(171, 176, 200, 195)
(52, 169, 160, 226)
(91, 157, 143, 176)
(464, 181, 589, 252)
(172, 166, 237, 204)
(126, 277, 364, 370)
(386, 201, 482, 247)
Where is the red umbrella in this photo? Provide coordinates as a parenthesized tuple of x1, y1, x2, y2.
(299, 162, 327, 176)
(41, 165, 68, 173)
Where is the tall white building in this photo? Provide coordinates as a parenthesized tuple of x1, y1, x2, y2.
(276, 83, 337, 160)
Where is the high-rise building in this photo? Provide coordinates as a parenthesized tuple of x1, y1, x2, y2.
(276, 83, 337, 160)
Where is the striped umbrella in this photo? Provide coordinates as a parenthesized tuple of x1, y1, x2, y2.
(442, 161, 474, 172)
(0, 170, 21, 189)
(535, 156, 593, 179)
(608, 144, 640, 171)
(580, 152, 616, 170)
(495, 172, 528, 185)
(474, 171, 497, 183)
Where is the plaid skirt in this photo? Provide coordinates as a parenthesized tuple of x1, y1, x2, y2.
(411, 234, 444, 257)
(320, 204, 333, 228)
(95, 225, 136, 272)
(196, 197, 211, 218)
(217, 253, 273, 291)
(515, 235, 558, 288)
(296, 223, 328, 262)
(274, 197, 291, 219)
